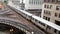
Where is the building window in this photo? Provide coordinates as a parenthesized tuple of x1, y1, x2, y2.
(43, 16, 50, 21)
(32, 0, 33, 4)
(29, 0, 31, 4)
(48, 0, 50, 2)
(50, 5, 52, 9)
(45, 5, 52, 9)
(56, 6, 59, 10)
(44, 0, 46, 2)
(48, 11, 51, 15)
(59, 14, 60, 18)
(52, 0, 55, 2)
(48, 17, 50, 21)
(44, 10, 51, 15)
(55, 13, 57, 17)
(44, 10, 47, 14)
(56, 6, 60, 10)
(44, 4, 46, 8)
(36, 1, 37, 4)
(43, 16, 45, 19)
(38, 1, 39, 4)
(34, 1, 35, 4)
(47, 5, 49, 8)
(46, 17, 47, 20)
(47, 11, 49, 14)
(44, 10, 46, 14)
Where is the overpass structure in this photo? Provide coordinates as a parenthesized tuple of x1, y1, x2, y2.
(0, 3, 45, 34)
(0, 17, 35, 34)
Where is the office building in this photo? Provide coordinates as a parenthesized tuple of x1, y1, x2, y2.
(41, 0, 60, 26)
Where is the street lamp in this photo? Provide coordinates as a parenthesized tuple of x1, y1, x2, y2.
(10, 28, 14, 34)
(32, 32, 34, 34)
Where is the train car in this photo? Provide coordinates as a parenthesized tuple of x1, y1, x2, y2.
(8, 3, 60, 34)
(20, 10, 32, 20)
(44, 19, 60, 34)
(8, 4, 32, 20)
(31, 15, 60, 34)
(31, 15, 46, 30)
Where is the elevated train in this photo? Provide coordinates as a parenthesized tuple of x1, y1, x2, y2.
(8, 3, 60, 34)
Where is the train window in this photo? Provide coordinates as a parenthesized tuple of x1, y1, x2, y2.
(43, 16, 45, 19)
(47, 26, 51, 29)
(59, 31, 60, 34)
(35, 19, 38, 22)
(41, 23, 45, 26)
(39, 21, 45, 26)
(26, 14, 29, 17)
(31, 17, 33, 19)
(39, 21, 41, 23)
(32, 18, 34, 20)
(29, 16, 32, 19)
(54, 29, 57, 33)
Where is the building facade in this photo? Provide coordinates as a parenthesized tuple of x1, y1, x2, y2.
(12, 0, 20, 6)
(20, 0, 44, 16)
(41, 0, 60, 26)
(9, 0, 44, 17)
(21, 0, 43, 10)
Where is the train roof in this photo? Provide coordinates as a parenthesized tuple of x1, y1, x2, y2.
(9, 4, 32, 16)
(32, 15, 60, 31)
(8, 3, 60, 31)
(20, 9, 32, 16)
(14, 5, 32, 16)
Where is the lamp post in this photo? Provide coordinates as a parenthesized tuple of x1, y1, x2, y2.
(10, 28, 14, 34)
(32, 32, 34, 34)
